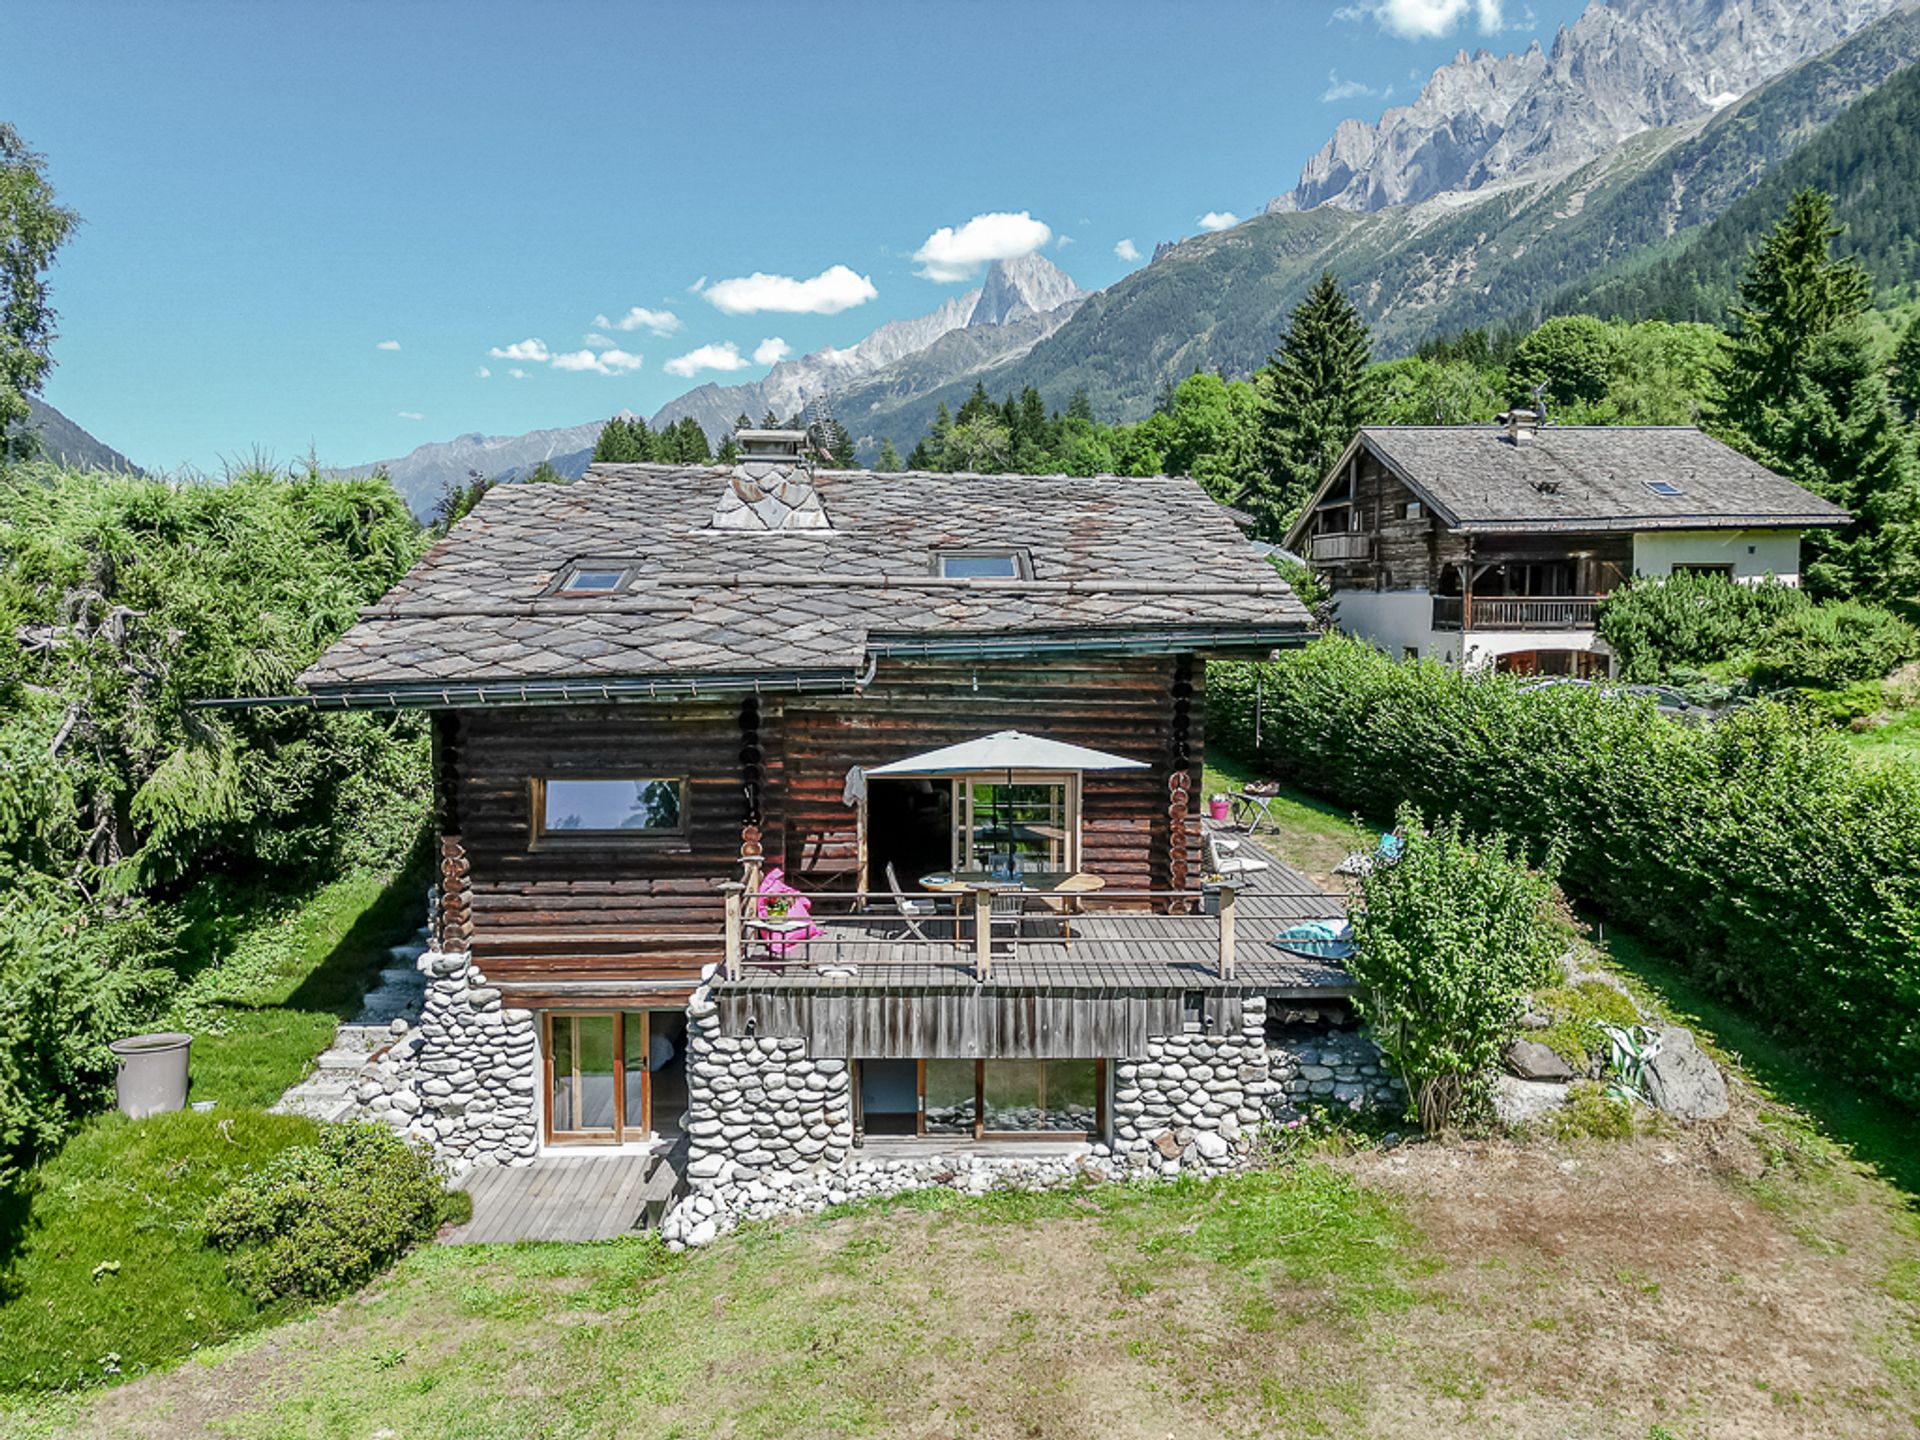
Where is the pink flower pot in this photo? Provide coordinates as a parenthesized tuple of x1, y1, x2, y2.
(1208, 797, 1230, 821)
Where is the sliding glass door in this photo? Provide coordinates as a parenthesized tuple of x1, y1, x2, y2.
(544, 1012, 654, 1143)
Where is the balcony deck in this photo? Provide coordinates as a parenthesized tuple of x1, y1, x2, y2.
(715, 820, 1354, 998)
(1432, 595, 1600, 631)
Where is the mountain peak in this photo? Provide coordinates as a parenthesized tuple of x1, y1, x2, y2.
(1267, 0, 1909, 215)
(968, 252, 1088, 327)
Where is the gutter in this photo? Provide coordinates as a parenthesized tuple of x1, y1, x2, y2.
(864, 625, 1312, 661)
(192, 667, 867, 712)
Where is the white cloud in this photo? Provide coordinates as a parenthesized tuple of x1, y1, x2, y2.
(584, 332, 614, 348)
(1337, 0, 1502, 39)
(488, 337, 551, 363)
(912, 211, 1052, 282)
(1114, 238, 1143, 263)
(508, 368, 528, 379)
(397, 410, 424, 420)
(1197, 211, 1242, 232)
(550, 347, 644, 376)
(664, 341, 752, 377)
(1055, 234, 1074, 249)
(1322, 69, 1389, 101)
(752, 337, 791, 366)
(594, 306, 683, 337)
(376, 339, 401, 352)
(698, 265, 877, 316)
(476, 366, 491, 379)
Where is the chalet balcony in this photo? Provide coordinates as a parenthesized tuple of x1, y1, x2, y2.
(714, 822, 1353, 997)
(1309, 532, 1372, 563)
(1431, 595, 1601, 631)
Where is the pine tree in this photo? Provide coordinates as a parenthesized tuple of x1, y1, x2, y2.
(1255, 271, 1374, 538)
(1718, 189, 1917, 599)
(1892, 318, 1920, 424)
(0, 124, 81, 459)
(1066, 388, 1096, 424)
(761, 408, 781, 428)
(591, 414, 654, 463)
(877, 437, 904, 470)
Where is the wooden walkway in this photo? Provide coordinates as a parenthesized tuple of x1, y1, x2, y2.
(443, 1152, 682, 1243)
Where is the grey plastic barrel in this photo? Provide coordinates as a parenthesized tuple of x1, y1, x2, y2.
(109, 1032, 191, 1119)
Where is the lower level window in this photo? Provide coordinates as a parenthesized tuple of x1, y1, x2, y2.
(918, 1058, 1103, 1137)
(545, 1011, 685, 1142)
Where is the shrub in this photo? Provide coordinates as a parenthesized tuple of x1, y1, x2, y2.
(1532, 980, 1641, 1073)
(203, 1124, 447, 1303)
(1348, 809, 1567, 1133)
(1547, 1082, 1636, 1142)
(1596, 572, 1807, 682)
(1208, 637, 1920, 1110)
(1749, 600, 1920, 689)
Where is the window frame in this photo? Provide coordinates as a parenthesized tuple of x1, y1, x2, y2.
(552, 565, 631, 598)
(542, 1011, 654, 1143)
(930, 547, 1034, 580)
(1642, 480, 1686, 498)
(948, 771, 1080, 874)
(529, 776, 690, 847)
(909, 1057, 1107, 1140)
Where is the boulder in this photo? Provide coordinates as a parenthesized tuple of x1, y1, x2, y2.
(1493, 1075, 1569, 1127)
(1506, 1038, 1576, 1082)
(1643, 1026, 1729, 1121)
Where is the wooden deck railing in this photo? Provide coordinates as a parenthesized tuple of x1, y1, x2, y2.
(1309, 531, 1371, 563)
(719, 883, 1240, 983)
(1431, 594, 1600, 631)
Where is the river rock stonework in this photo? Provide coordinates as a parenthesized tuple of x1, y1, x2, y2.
(1265, 1017, 1406, 1119)
(354, 950, 540, 1171)
(661, 986, 1327, 1249)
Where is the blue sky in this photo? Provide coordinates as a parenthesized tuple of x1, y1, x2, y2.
(9, 0, 1587, 472)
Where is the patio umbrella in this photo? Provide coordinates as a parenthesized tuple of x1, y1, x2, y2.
(867, 731, 1148, 875)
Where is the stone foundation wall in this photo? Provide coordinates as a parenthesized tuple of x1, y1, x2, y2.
(1266, 1019, 1406, 1119)
(354, 951, 541, 1171)
(1109, 996, 1274, 1176)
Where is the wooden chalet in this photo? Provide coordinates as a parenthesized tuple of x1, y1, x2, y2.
(1285, 417, 1851, 675)
(279, 431, 1340, 1151)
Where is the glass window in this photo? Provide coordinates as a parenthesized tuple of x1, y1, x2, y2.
(936, 551, 1025, 579)
(1643, 480, 1685, 497)
(923, 1060, 976, 1135)
(623, 1013, 649, 1137)
(540, 778, 684, 835)
(982, 1060, 1044, 1132)
(1045, 1060, 1100, 1132)
(560, 568, 625, 593)
(961, 779, 1069, 872)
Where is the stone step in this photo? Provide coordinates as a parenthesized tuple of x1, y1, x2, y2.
(274, 1093, 358, 1123)
(313, 1046, 377, 1075)
(334, 1023, 398, 1053)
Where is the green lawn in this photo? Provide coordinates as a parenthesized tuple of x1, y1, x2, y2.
(0, 863, 426, 1395)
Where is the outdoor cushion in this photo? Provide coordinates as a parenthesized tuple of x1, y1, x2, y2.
(1272, 919, 1355, 960)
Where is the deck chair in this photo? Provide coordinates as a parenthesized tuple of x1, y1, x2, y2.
(884, 863, 942, 942)
(989, 888, 1028, 955)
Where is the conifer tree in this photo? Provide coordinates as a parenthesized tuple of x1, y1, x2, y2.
(1718, 189, 1917, 599)
(591, 414, 653, 463)
(0, 124, 80, 458)
(1256, 271, 1373, 538)
(877, 437, 904, 470)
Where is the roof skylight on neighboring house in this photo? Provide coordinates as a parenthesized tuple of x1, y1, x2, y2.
(933, 549, 1031, 579)
(1643, 481, 1686, 498)
(556, 566, 627, 595)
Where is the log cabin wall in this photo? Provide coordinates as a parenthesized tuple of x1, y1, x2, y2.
(444, 702, 778, 988)
(779, 655, 1203, 896)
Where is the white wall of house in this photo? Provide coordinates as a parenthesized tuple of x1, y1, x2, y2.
(1631, 529, 1803, 583)
(1460, 629, 1608, 673)
(1329, 591, 1463, 663)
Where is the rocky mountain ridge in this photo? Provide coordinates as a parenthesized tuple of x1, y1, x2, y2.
(1269, 0, 1913, 214)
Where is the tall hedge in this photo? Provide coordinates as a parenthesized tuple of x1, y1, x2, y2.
(1209, 637, 1920, 1107)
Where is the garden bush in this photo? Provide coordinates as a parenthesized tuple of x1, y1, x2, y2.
(1596, 572, 1808, 682)
(1749, 599, 1920, 689)
(1209, 637, 1920, 1109)
(1348, 809, 1567, 1132)
(203, 1123, 448, 1303)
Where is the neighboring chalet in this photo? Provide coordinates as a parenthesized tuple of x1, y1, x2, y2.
(239, 430, 1404, 1236)
(1286, 416, 1851, 675)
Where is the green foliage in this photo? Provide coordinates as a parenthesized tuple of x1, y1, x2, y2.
(875, 437, 903, 470)
(0, 463, 428, 1179)
(203, 1123, 447, 1304)
(1533, 981, 1641, 1072)
(1209, 637, 1920, 1110)
(1597, 573, 1811, 682)
(0, 124, 81, 460)
(591, 413, 655, 463)
(1255, 271, 1374, 537)
(1546, 1082, 1637, 1142)
(1348, 808, 1565, 1133)
(1750, 600, 1920, 688)
(1513, 314, 1622, 409)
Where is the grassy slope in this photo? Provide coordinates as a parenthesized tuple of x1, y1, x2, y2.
(0, 865, 425, 1395)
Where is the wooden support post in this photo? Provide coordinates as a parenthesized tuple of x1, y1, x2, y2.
(973, 887, 993, 983)
(1217, 882, 1237, 981)
(722, 883, 744, 982)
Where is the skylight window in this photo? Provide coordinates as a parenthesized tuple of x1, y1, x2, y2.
(558, 567, 627, 595)
(934, 549, 1030, 579)
(1643, 481, 1686, 498)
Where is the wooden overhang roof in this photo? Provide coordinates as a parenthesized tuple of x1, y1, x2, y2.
(252, 462, 1310, 709)
(1284, 425, 1852, 548)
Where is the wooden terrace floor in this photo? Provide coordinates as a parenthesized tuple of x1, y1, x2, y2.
(443, 1151, 682, 1243)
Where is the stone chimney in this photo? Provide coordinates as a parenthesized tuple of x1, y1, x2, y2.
(711, 429, 832, 531)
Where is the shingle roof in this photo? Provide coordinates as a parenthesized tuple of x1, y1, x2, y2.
(298, 463, 1309, 699)
(1347, 426, 1851, 534)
